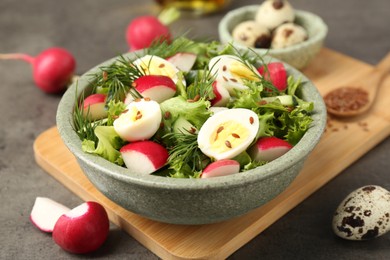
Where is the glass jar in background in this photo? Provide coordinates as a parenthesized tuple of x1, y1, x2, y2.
(155, 0, 231, 15)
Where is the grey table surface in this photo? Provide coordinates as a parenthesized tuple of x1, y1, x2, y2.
(1, 0, 389, 259)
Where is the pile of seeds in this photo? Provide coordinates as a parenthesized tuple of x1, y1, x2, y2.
(324, 87, 369, 113)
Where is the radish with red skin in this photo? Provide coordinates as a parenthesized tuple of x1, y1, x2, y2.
(249, 136, 293, 162)
(201, 160, 240, 178)
(0, 47, 76, 94)
(52, 201, 109, 254)
(257, 62, 287, 92)
(210, 81, 230, 107)
(125, 75, 176, 104)
(30, 197, 70, 233)
(120, 141, 169, 174)
(82, 93, 108, 120)
(125, 8, 180, 51)
(166, 52, 197, 72)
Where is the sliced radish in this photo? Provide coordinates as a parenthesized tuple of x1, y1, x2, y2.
(30, 197, 70, 233)
(82, 93, 107, 120)
(210, 81, 230, 107)
(166, 52, 197, 72)
(113, 98, 162, 142)
(52, 201, 109, 254)
(120, 140, 169, 174)
(257, 62, 287, 92)
(133, 55, 183, 85)
(201, 159, 240, 178)
(249, 136, 293, 162)
(125, 75, 176, 104)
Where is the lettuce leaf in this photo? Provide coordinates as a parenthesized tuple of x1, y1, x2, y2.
(82, 126, 125, 165)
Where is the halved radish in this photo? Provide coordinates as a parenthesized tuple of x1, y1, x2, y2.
(30, 197, 70, 233)
(52, 201, 109, 254)
(120, 140, 169, 174)
(166, 52, 197, 72)
(201, 159, 240, 178)
(125, 75, 176, 104)
(249, 136, 293, 162)
(210, 81, 230, 107)
(257, 62, 287, 92)
(82, 93, 107, 120)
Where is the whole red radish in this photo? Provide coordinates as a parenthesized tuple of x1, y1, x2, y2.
(52, 201, 109, 254)
(0, 47, 76, 94)
(126, 8, 180, 51)
(257, 62, 287, 92)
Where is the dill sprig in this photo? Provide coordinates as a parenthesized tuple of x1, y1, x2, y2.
(164, 131, 207, 177)
(230, 45, 280, 96)
(186, 66, 216, 101)
(145, 36, 197, 59)
(92, 55, 144, 104)
(72, 88, 102, 143)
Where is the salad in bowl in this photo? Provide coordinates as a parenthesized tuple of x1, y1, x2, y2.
(57, 37, 325, 224)
(73, 37, 313, 178)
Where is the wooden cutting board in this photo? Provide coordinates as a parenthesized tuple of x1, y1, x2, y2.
(33, 48, 390, 260)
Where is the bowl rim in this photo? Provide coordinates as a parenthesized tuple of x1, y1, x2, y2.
(218, 5, 328, 54)
(56, 50, 327, 191)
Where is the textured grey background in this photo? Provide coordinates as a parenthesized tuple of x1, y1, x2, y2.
(1, 0, 389, 259)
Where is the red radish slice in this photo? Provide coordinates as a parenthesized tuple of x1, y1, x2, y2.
(257, 62, 287, 92)
(52, 201, 109, 254)
(0, 47, 76, 94)
(201, 160, 240, 178)
(249, 136, 293, 162)
(30, 197, 70, 233)
(120, 141, 169, 174)
(166, 52, 197, 72)
(129, 75, 176, 103)
(211, 81, 230, 107)
(82, 93, 107, 120)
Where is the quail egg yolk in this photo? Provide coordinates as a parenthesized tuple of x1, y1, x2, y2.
(124, 106, 143, 123)
(230, 60, 259, 82)
(209, 120, 249, 153)
(138, 58, 176, 79)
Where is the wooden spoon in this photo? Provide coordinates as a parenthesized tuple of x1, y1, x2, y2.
(324, 52, 390, 117)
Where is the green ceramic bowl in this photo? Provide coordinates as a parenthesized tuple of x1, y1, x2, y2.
(219, 5, 328, 69)
(56, 50, 326, 225)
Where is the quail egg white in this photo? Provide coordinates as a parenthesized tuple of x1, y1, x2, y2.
(208, 55, 260, 94)
(332, 185, 390, 240)
(197, 108, 259, 160)
(113, 98, 162, 142)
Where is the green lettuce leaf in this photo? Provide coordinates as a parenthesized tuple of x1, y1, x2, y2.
(82, 126, 124, 165)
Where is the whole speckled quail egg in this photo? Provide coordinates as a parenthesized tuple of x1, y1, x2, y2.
(232, 20, 271, 48)
(255, 0, 295, 31)
(332, 185, 390, 240)
(271, 23, 308, 49)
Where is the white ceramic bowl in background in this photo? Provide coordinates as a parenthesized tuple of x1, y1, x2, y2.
(219, 5, 328, 69)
